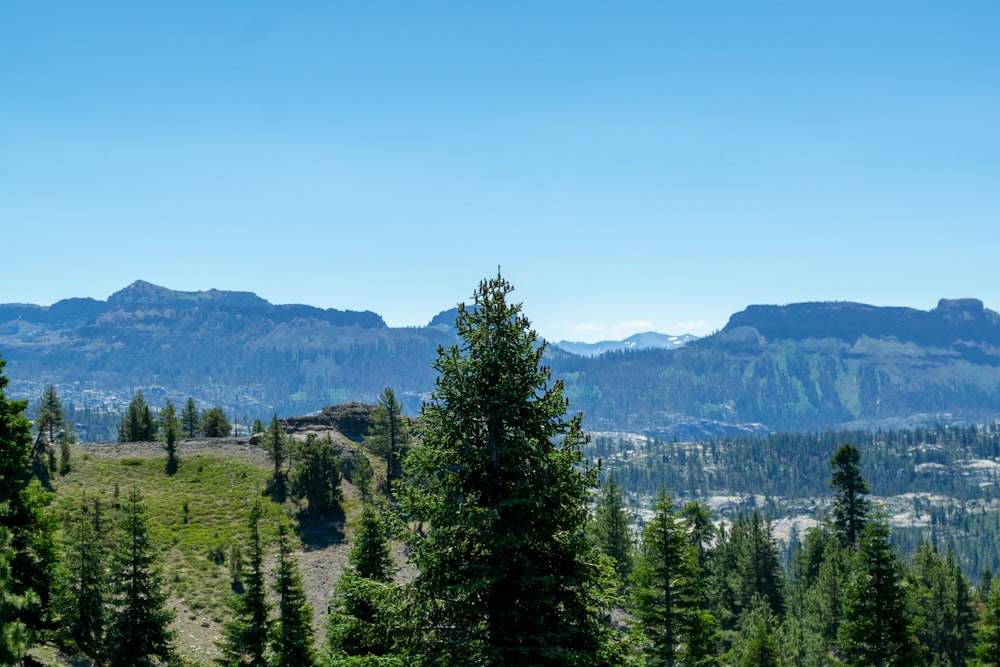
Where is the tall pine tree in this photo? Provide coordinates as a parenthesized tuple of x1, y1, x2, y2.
(632, 490, 716, 667)
(270, 523, 317, 667)
(398, 274, 620, 666)
(830, 444, 869, 548)
(588, 473, 633, 581)
(365, 388, 410, 485)
(216, 498, 270, 667)
(105, 487, 176, 667)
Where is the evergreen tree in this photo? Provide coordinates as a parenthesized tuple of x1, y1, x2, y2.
(263, 414, 287, 481)
(830, 444, 869, 548)
(0, 523, 35, 665)
(908, 542, 976, 667)
(977, 586, 1000, 666)
(59, 513, 107, 663)
(271, 523, 317, 667)
(588, 473, 633, 581)
(35, 384, 64, 444)
(734, 594, 780, 667)
(632, 490, 716, 667)
(398, 274, 620, 666)
(713, 511, 785, 642)
(839, 521, 922, 667)
(202, 406, 232, 438)
(326, 505, 398, 662)
(181, 397, 202, 438)
(289, 433, 342, 516)
(160, 398, 181, 474)
(365, 387, 410, 484)
(251, 417, 266, 435)
(352, 448, 375, 504)
(118, 390, 157, 442)
(105, 487, 176, 667)
(0, 354, 56, 650)
(216, 499, 270, 667)
(680, 500, 717, 574)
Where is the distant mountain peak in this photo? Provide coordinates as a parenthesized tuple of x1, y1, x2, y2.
(555, 331, 697, 357)
(107, 280, 270, 309)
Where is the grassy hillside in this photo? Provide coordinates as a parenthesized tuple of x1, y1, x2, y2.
(38, 438, 379, 665)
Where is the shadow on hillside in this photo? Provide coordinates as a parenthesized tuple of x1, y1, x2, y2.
(296, 510, 345, 550)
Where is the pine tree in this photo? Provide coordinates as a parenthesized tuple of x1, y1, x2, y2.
(263, 414, 287, 481)
(713, 510, 785, 643)
(289, 433, 342, 516)
(830, 444, 869, 548)
(60, 513, 107, 662)
(365, 388, 410, 484)
(160, 398, 181, 474)
(202, 406, 232, 438)
(632, 490, 716, 667)
(352, 448, 375, 504)
(908, 542, 976, 667)
(270, 523, 317, 667)
(0, 524, 35, 665)
(105, 487, 176, 667)
(588, 473, 633, 581)
(736, 597, 780, 667)
(181, 397, 202, 438)
(35, 384, 64, 444)
(118, 390, 157, 442)
(326, 505, 398, 662)
(398, 274, 619, 666)
(977, 586, 1000, 666)
(216, 499, 270, 667)
(839, 521, 922, 667)
(0, 353, 56, 651)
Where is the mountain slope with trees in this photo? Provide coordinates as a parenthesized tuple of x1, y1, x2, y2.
(4, 282, 1000, 434)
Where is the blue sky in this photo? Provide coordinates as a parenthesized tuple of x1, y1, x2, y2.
(2, 2, 998, 343)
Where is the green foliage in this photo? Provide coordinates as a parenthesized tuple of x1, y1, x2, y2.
(119, 389, 158, 442)
(271, 523, 317, 667)
(365, 387, 410, 485)
(289, 433, 342, 516)
(632, 490, 716, 666)
(839, 520, 923, 667)
(350, 505, 394, 583)
(105, 486, 176, 666)
(263, 414, 287, 480)
(398, 274, 618, 666)
(0, 523, 35, 665)
(734, 594, 780, 667)
(977, 586, 1000, 666)
(203, 405, 233, 438)
(352, 448, 375, 504)
(0, 354, 56, 651)
(907, 542, 976, 667)
(182, 397, 202, 438)
(251, 417, 265, 435)
(161, 398, 181, 473)
(588, 473, 633, 581)
(57, 509, 108, 662)
(216, 498, 270, 667)
(831, 443, 869, 548)
(712, 510, 785, 644)
(326, 505, 397, 662)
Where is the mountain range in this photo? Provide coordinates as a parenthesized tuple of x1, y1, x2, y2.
(2, 281, 1000, 439)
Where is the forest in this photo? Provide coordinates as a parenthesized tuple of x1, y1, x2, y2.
(4, 276, 1000, 666)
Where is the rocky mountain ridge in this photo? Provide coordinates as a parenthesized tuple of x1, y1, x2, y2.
(3, 281, 1000, 436)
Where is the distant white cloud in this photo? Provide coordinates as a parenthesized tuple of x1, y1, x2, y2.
(673, 320, 713, 334)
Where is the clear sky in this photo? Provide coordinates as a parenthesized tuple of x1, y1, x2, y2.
(2, 2, 998, 343)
